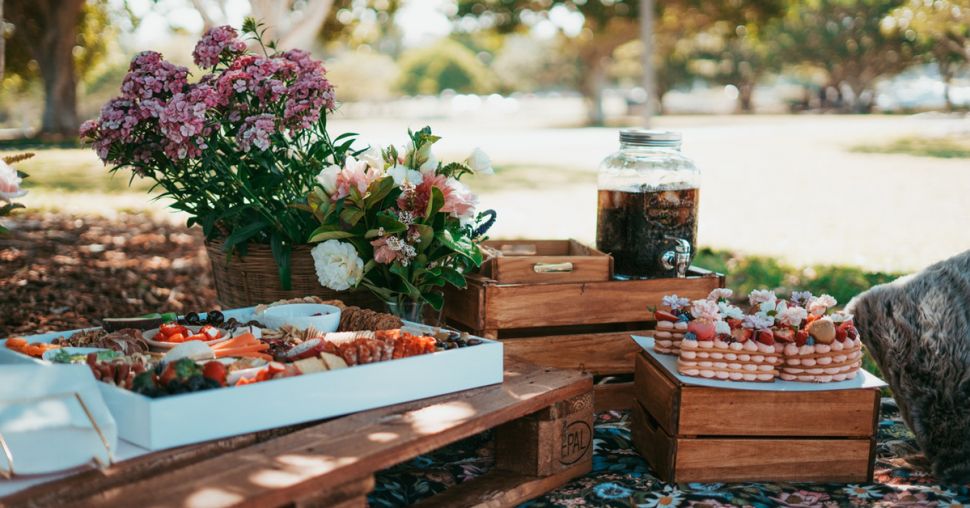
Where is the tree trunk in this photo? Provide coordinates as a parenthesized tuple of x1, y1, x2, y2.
(939, 60, 953, 113)
(0, 0, 5, 83)
(579, 57, 608, 126)
(736, 82, 755, 113)
(639, 0, 654, 127)
(36, 0, 84, 139)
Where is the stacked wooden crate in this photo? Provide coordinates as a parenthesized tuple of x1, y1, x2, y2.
(443, 239, 724, 410)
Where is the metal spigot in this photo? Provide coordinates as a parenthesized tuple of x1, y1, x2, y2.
(660, 236, 691, 278)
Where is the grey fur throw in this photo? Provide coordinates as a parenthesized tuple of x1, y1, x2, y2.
(847, 250, 970, 484)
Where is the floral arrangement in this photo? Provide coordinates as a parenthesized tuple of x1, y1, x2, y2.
(654, 288, 862, 382)
(304, 127, 495, 314)
(0, 153, 32, 235)
(80, 19, 349, 288)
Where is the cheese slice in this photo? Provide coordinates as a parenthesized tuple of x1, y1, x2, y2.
(320, 352, 348, 370)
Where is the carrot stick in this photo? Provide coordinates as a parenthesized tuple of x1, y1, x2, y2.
(211, 333, 257, 350)
(214, 344, 270, 358)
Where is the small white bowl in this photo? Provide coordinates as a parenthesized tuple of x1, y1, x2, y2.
(257, 303, 341, 333)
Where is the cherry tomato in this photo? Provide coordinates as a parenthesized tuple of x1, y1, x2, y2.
(185, 334, 208, 343)
(159, 323, 181, 337)
(159, 364, 177, 386)
(198, 325, 221, 340)
(202, 361, 227, 386)
(166, 333, 186, 343)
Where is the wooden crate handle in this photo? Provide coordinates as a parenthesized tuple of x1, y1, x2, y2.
(533, 262, 574, 274)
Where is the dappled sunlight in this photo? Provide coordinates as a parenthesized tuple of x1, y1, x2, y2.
(406, 401, 478, 434)
(249, 454, 359, 488)
(185, 487, 245, 508)
(368, 431, 399, 443)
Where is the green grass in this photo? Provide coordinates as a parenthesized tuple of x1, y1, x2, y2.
(3, 148, 154, 194)
(851, 135, 970, 159)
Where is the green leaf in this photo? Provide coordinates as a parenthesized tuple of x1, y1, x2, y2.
(377, 214, 407, 234)
(411, 224, 434, 250)
(423, 291, 444, 311)
(425, 186, 444, 220)
(308, 228, 356, 243)
(270, 234, 292, 290)
(340, 206, 365, 227)
(365, 177, 396, 208)
(222, 219, 270, 254)
(439, 266, 467, 289)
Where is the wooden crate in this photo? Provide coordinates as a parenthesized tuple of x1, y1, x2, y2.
(481, 239, 612, 284)
(443, 267, 724, 411)
(631, 352, 879, 483)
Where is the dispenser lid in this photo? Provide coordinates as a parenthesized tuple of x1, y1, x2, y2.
(619, 129, 682, 147)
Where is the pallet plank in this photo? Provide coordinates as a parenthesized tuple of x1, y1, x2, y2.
(414, 463, 592, 508)
(501, 330, 647, 375)
(8, 360, 591, 508)
(593, 383, 634, 412)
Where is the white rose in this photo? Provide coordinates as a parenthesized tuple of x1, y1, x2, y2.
(464, 147, 493, 175)
(714, 320, 731, 335)
(707, 288, 733, 301)
(315, 163, 340, 196)
(718, 302, 744, 320)
(311, 240, 364, 291)
(777, 306, 808, 327)
(748, 289, 777, 307)
(0, 161, 27, 202)
(388, 164, 423, 187)
(808, 294, 838, 315)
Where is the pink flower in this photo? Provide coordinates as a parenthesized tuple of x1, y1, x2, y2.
(371, 237, 400, 264)
(120, 51, 188, 100)
(409, 173, 478, 222)
(317, 155, 381, 201)
(192, 25, 247, 68)
(159, 84, 218, 160)
(0, 160, 26, 202)
(236, 113, 277, 152)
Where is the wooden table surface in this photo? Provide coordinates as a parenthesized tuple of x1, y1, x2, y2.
(2, 358, 593, 508)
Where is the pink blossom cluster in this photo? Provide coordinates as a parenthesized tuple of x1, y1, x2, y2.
(81, 24, 338, 166)
(192, 25, 247, 68)
(236, 114, 277, 152)
(121, 51, 188, 100)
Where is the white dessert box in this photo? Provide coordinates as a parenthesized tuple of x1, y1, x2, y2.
(0, 308, 504, 450)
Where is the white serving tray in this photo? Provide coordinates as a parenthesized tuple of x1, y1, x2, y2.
(0, 308, 503, 450)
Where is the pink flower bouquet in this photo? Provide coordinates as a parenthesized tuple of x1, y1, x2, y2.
(304, 127, 496, 314)
(80, 19, 348, 288)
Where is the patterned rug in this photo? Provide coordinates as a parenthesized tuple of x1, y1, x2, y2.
(370, 398, 970, 507)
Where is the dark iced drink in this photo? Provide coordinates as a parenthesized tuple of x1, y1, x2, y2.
(596, 187, 699, 278)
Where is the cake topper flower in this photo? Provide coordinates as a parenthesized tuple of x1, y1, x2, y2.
(690, 299, 721, 322)
(662, 294, 690, 311)
(748, 289, 777, 307)
(777, 305, 808, 327)
(791, 290, 814, 306)
(706, 288, 733, 302)
(742, 314, 774, 330)
(808, 294, 838, 315)
(717, 302, 744, 320)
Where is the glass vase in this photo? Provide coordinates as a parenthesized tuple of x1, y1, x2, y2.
(384, 298, 427, 323)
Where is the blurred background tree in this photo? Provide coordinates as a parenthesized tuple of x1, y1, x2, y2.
(886, 0, 969, 111)
(770, 0, 918, 113)
(4, 0, 119, 139)
(397, 38, 495, 95)
(453, 0, 784, 125)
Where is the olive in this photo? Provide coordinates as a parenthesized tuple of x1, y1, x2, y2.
(467, 338, 482, 346)
(206, 310, 225, 326)
(184, 312, 202, 326)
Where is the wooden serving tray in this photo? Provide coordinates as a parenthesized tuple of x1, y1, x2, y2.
(631, 352, 879, 483)
(480, 239, 612, 284)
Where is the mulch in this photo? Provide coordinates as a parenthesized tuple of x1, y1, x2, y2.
(3, 212, 968, 507)
(0, 212, 218, 337)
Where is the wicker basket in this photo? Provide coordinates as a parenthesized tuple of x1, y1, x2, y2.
(205, 238, 381, 309)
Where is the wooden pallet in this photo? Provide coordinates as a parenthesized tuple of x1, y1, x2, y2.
(631, 352, 879, 483)
(443, 267, 724, 411)
(1, 360, 593, 508)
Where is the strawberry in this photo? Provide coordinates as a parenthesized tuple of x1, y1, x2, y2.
(774, 328, 795, 343)
(727, 318, 743, 330)
(756, 329, 774, 345)
(688, 321, 716, 341)
(835, 327, 847, 341)
(795, 330, 810, 346)
(731, 327, 747, 342)
(654, 310, 679, 322)
(844, 324, 859, 340)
